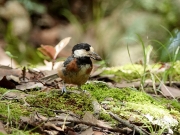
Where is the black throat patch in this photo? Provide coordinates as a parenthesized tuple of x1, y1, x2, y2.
(76, 56, 92, 67)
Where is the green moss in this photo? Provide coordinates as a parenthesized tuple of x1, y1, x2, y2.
(9, 130, 40, 135)
(82, 82, 157, 104)
(99, 112, 116, 124)
(0, 74, 180, 134)
(101, 64, 163, 82)
(26, 90, 93, 116)
(100, 62, 180, 82)
(0, 87, 9, 95)
(0, 88, 30, 122)
(170, 100, 180, 111)
(0, 101, 30, 122)
(82, 82, 180, 130)
(101, 64, 143, 82)
(0, 87, 95, 133)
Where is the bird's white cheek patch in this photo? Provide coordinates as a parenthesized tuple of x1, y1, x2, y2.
(74, 49, 87, 57)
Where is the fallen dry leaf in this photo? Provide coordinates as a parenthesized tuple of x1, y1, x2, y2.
(0, 76, 16, 89)
(16, 82, 44, 90)
(83, 111, 111, 129)
(0, 121, 7, 134)
(44, 130, 59, 135)
(41, 69, 58, 76)
(83, 111, 98, 124)
(55, 112, 80, 126)
(93, 131, 105, 135)
(161, 84, 180, 98)
(6, 75, 20, 84)
(2, 91, 26, 100)
(0, 68, 21, 77)
(79, 127, 93, 135)
(90, 69, 103, 78)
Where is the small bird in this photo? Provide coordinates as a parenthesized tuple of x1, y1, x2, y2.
(57, 43, 102, 93)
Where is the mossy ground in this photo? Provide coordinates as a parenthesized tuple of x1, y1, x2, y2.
(0, 62, 180, 134)
(0, 89, 30, 121)
(83, 82, 180, 133)
(26, 90, 93, 116)
(0, 82, 180, 134)
(0, 88, 94, 134)
(84, 82, 180, 115)
(102, 61, 180, 82)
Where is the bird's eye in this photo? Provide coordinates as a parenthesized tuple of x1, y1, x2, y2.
(85, 48, 90, 51)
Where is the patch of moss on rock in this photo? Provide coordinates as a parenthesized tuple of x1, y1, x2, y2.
(83, 82, 157, 104)
(82, 82, 180, 131)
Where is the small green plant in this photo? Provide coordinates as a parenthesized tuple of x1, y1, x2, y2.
(142, 120, 167, 135)
(137, 35, 148, 90)
(157, 27, 180, 85)
(127, 35, 154, 91)
(5, 51, 18, 68)
(166, 46, 179, 85)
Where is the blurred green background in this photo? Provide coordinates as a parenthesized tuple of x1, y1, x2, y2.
(0, 0, 180, 66)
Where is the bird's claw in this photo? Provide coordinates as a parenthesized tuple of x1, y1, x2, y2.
(61, 86, 67, 93)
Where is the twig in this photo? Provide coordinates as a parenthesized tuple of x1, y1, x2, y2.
(21, 112, 128, 133)
(22, 66, 26, 81)
(48, 117, 127, 133)
(109, 112, 150, 135)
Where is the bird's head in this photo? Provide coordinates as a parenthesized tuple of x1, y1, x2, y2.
(72, 43, 102, 61)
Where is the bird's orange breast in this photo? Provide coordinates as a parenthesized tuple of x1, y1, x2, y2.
(58, 63, 92, 86)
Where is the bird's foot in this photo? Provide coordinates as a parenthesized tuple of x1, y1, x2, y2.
(61, 86, 67, 93)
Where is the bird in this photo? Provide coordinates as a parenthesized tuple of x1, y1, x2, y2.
(57, 43, 102, 93)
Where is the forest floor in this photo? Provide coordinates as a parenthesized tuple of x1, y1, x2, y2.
(0, 62, 180, 135)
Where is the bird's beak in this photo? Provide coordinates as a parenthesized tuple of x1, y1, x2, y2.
(89, 52, 102, 61)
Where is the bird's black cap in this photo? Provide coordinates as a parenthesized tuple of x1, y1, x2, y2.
(72, 43, 91, 53)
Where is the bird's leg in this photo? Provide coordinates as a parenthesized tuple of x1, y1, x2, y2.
(61, 81, 67, 93)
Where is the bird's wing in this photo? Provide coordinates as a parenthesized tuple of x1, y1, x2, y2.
(63, 56, 79, 72)
(63, 56, 74, 67)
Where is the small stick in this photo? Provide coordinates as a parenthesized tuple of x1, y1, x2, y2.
(22, 66, 26, 81)
(48, 117, 127, 133)
(109, 112, 150, 135)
